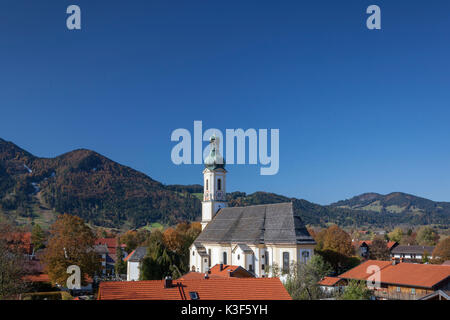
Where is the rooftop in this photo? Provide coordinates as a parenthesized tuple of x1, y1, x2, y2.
(339, 260, 450, 289)
(98, 278, 291, 300)
(195, 202, 315, 245)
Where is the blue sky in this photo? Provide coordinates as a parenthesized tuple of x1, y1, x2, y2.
(1, 1, 450, 204)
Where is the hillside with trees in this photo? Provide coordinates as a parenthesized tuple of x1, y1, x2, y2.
(1, 138, 449, 230)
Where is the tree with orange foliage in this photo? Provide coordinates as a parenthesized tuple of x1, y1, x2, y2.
(42, 214, 101, 287)
(315, 225, 358, 274)
(322, 225, 354, 256)
(432, 237, 450, 264)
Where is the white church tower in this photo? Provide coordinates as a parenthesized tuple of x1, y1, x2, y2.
(201, 135, 227, 230)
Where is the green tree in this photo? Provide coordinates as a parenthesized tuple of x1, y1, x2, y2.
(338, 280, 372, 300)
(31, 224, 46, 251)
(388, 228, 403, 243)
(284, 255, 333, 300)
(416, 226, 439, 246)
(115, 246, 127, 275)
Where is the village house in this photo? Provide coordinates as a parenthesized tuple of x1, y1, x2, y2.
(125, 246, 147, 281)
(97, 277, 291, 300)
(94, 238, 127, 276)
(352, 240, 398, 259)
(318, 276, 346, 295)
(190, 136, 316, 278)
(391, 245, 435, 262)
(334, 259, 450, 300)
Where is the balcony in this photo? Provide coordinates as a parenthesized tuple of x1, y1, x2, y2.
(373, 290, 428, 300)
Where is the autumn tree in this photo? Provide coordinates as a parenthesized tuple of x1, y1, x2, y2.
(416, 226, 439, 246)
(388, 227, 403, 243)
(42, 214, 101, 287)
(322, 225, 354, 256)
(140, 222, 201, 280)
(120, 229, 151, 252)
(400, 232, 417, 245)
(0, 223, 28, 299)
(432, 237, 450, 264)
(315, 225, 358, 274)
(369, 236, 390, 260)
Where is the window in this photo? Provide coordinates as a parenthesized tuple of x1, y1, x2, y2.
(223, 252, 227, 265)
(265, 252, 269, 266)
(396, 287, 401, 293)
(411, 288, 416, 295)
(208, 249, 211, 268)
(237, 254, 240, 260)
(249, 264, 253, 272)
(218, 179, 222, 191)
(302, 250, 310, 263)
(283, 252, 290, 273)
(189, 292, 199, 300)
(192, 251, 195, 256)
(206, 179, 208, 191)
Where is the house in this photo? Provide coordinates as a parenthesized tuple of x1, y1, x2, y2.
(337, 259, 450, 300)
(94, 238, 127, 276)
(318, 276, 346, 295)
(190, 136, 316, 278)
(353, 240, 398, 259)
(97, 277, 292, 300)
(124, 246, 148, 281)
(419, 290, 450, 300)
(180, 264, 255, 280)
(391, 245, 435, 262)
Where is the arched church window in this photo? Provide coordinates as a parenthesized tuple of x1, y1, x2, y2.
(223, 252, 227, 265)
(206, 179, 209, 191)
(217, 179, 222, 191)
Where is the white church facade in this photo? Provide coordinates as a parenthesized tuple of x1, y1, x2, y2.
(189, 136, 316, 278)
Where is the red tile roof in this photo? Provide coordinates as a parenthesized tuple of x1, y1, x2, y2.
(98, 278, 292, 300)
(353, 240, 397, 250)
(124, 249, 135, 262)
(94, 238, 125, 255)
(339, 260, 393, 280)
(318, 277, 343, 286)
(378, 263, 450, 289)
(339, 260, 450, 289)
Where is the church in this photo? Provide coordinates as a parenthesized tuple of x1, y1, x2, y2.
(189, 136, 316, 278)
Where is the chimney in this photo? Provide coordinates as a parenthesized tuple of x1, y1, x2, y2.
(220, 263, 224, 271)
(164, 276, 172, 288)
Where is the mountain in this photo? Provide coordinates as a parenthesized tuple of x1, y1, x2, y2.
(226, 191, 449, 228)
(0, 138, 200, 228)
(330, 192, 450, 215)
(1, 138, 448, 229)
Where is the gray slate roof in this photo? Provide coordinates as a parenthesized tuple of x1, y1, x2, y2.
(195, 202, 315, 245)
(391, 245, 435, 255)
(127, 246, 148, 262)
